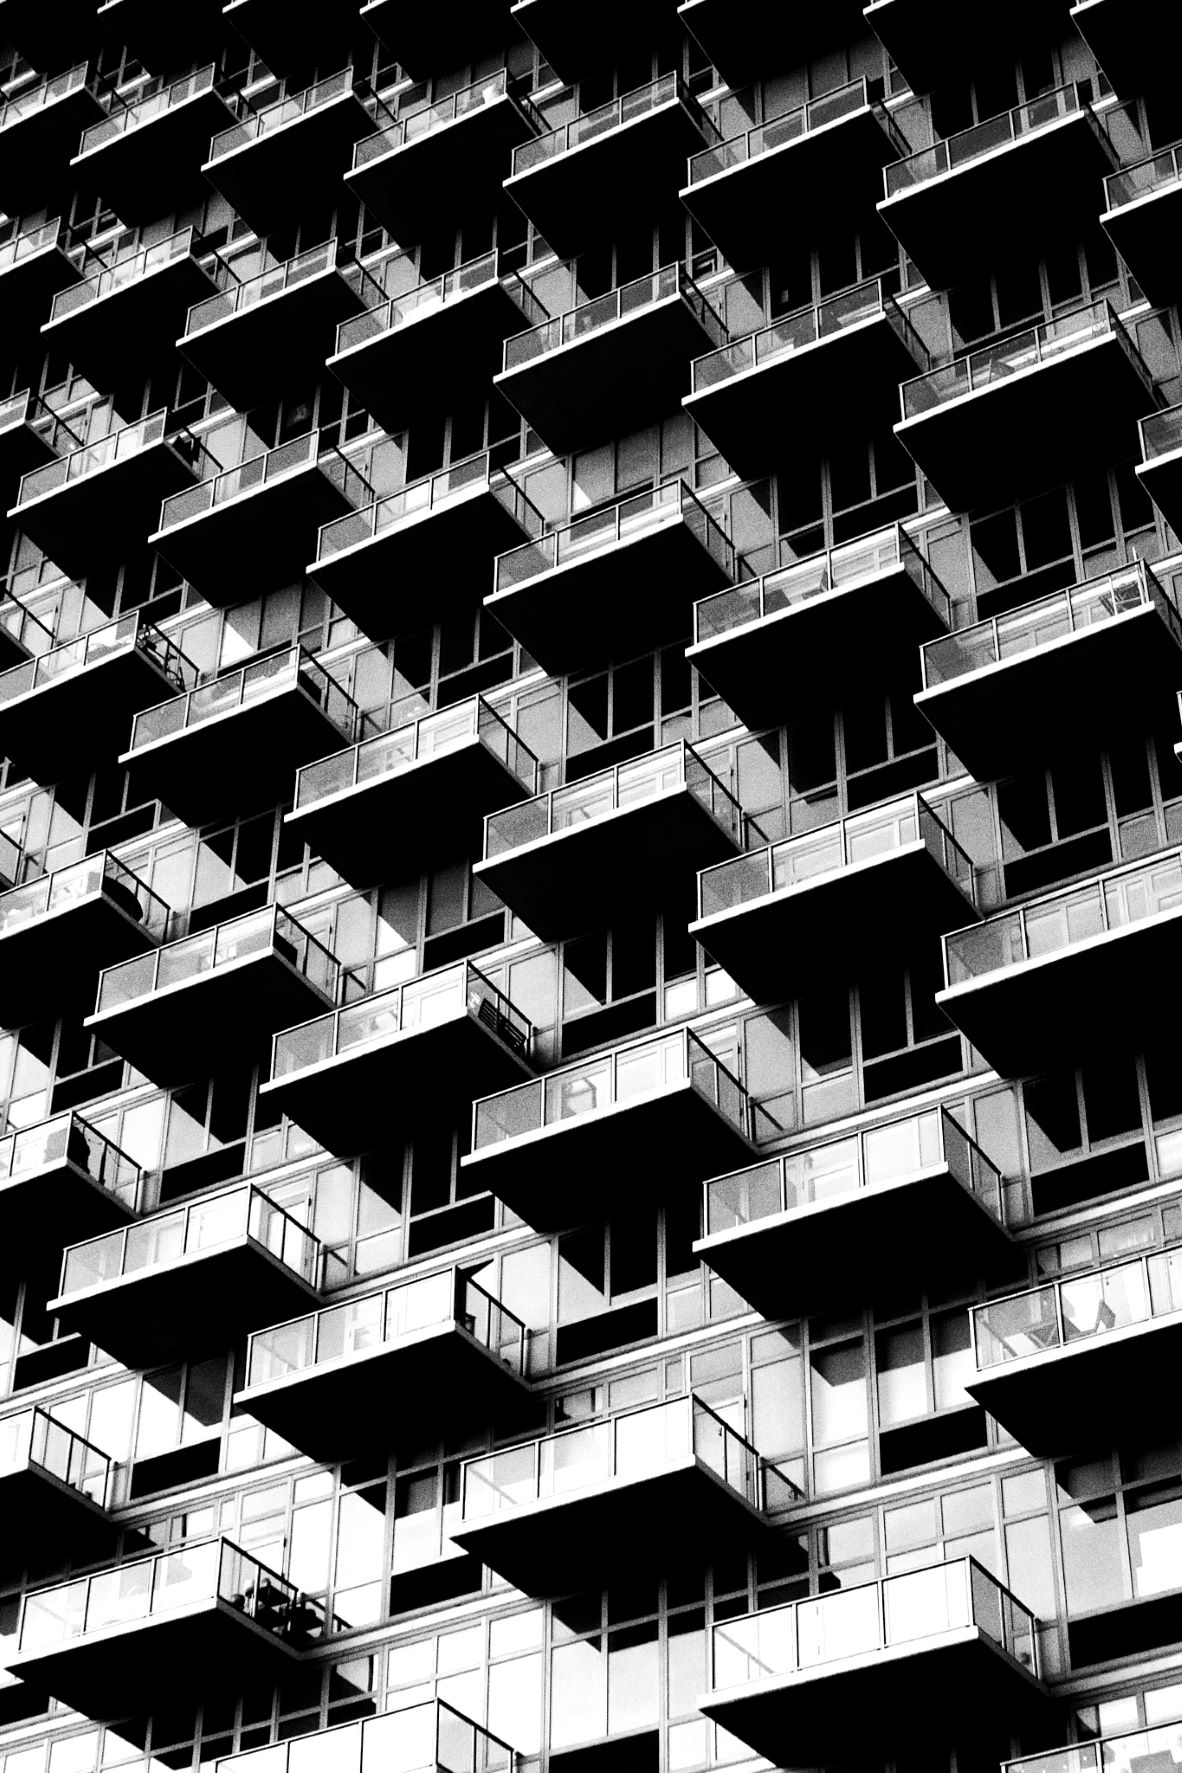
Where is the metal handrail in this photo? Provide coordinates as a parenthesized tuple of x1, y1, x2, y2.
(336, 248, 549, 357)
(315, 444, 526, 561)
(352, 68, 517, 169)
(49, 229, 196, 322)
(686, 76, 900, 187)
(0, 219, 63, 272)
(208, 67, 359, 160)
(513, 72, 717, 177)
(1106, 137, 1182, 213)
(0, 849, 170, 946)
(972, 1242, 1182, 1372)
(16, 410, 181, 508)
(0, 1407, 115, 1510)
(0, 65, 89, 131)
(1140, 400, 1182, 463)
(156, 427, 330, 531)
(0, 608, 199, 708)
(689, 276, 929, 392)
(184, 240, 338, 336)
(78, 65, 217, 155)
(502, 262, 725, 374)
(211, 1700, 514, 1773)
(0, 1109, 142, 1212)
(884, 82, 1094, 198)
(127, 642, 360, 755)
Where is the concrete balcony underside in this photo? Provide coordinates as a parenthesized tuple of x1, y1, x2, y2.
(512, 0, 671, 81)
(0, 83, 103, 213)
(864, 0, 1062, 93)
(182, 267, 364, 412)
(0, 888, 159, 1030)
(11, 443, 195, 579)
(360, 0, 510, 78)
(348, 101, 532, 245)
(150, 464, 350, 605)
(0, 417, 55, 509)
(0, 1152, 132, 1263)
(1071, 0, 1174, 108)
(42, 254, 213, 388)
(0, 1465, 114, 1567)
(0, 0, 96, 66)
(1103, 182, 1182, 310)
(0, 641, 178, 788)
(204, 92, 373, 236)
(222, 0, 351, 70)
(1, 241, 79, 336)
(1137, 445, 1182, 535)
(97, 0, 223, 66)
(72, 87, 230, 221)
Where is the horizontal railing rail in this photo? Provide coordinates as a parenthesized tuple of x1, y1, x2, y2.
(0, 1109, 143, 1212)
(212, 1699, 513, 1773)
(157, 426, 331, 530)
(209, 67, 359, 160)
(79, 65, 216, 155)
(185, 239, 339, 335)
(502, 261, 725, 373)
(687, 76, 899, 186)
(1005, 1716, 1182, 1773)
(0, 608, 198, 708)
(49, 228, 197, 322)
(690, 276, 928, 392)
(513, 72, 716, 176)
(352, 68, 517, 168)
(16, 409, 184, 507)
(884, 81, 1093, 197)
(127, 642, 360, 754)
(316, 443, 525, 560)
(973, 1242, 1182, 1371)
(0, 848, 169, 946)
(336, 247, 549, 357)
(0, 219, 64, 272)
(1105, 137, 1182, 211)
(1140, 400, 1182, 463)
(0, 1407, 114, 1509)
(0, 64, 90, 131)
(493, 477, 736, 596)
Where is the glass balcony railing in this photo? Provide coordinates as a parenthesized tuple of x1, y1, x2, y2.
(0, 590, 55, 664)
(293, 695, 539, 812)
(493, 479, 736, 597)
(1, 1110, 143, 1212)
(49, 229, 198, 323)
(921, 561, 1181, 687)
(484, 738, 758, 861)
(711, 1558, 1039, 1691)
(127, 643, 361, 755)
(1007, 1716, 1182, 1773)
(687, 77, 898, 187)
(693, 523, 950, 644)
(0, 609, 198, 708)
(0, 827, 23, 888)
(216, 1699, 513, 1773)
(316, 446, 517, 562)
(157, 428, 346, 531)
(0, 65, 90, 132)
(208, 68, 359, 162)
(0, 219, 63, 274)
(94, 903, 344, 1018)
(1105, 139, 1182, 212)
(0, 850, 169, 945)
(79, 66, 216, 156)
(472, 1025, 764, 1151)
(698, 792, 975, 920)
(703, 1104, 1005, 1239)
(16, 410, 180, 508)
(58, 1181, 322, 1302)
(973, 1244, 1182, 1370)
(884, 83, 1092, 198)
(900, 301, 1145, 420)
(185, 240, 340, 336)
(1140, 401, 1182, 463)
(270, 959, 532, 1082)
(690, 277, 928, 392)
(245, 1266, 528, 1390)
(502, 262, 725, 374)
(943, 845, 1182, 986)
(352, 69, 516, 169)
(0, 1408, 114, 1509)
(513, 72, 716, 177)
(336, 249, 548, 358)
(17, 1538, 326, 1656)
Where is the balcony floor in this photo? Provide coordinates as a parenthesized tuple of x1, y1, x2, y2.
(1104, 181, 1182, 310)
(182, 264, 364, 413)
(71, 87, 232, 222)
(203, 89, 373, 237)
(0, 1467, 116, 1572)
(10, 440, 197, 579)
(0, 635, 185, 788)
(0, 887, 161, 1029)
(0, 1147, 134, 1267)
(43, 254, 214, 389)
(150, 461, 351, 605)
(360, 0, 511, 78)
(348, 98, 534, 245)
(1137, 443, 1182, 535)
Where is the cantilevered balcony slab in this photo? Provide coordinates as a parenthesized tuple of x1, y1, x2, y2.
(42, 229, 215, 390)
(476, 740, 754, 942)
(203, 72, 374, 238)
(360, 0, 512, 78)
(121, 645, 360, 827)
(0, 1114, 139, 1262)
(691, 793, 979, 1003)
(696, 1107, 1010, 1321)
(0, 66, 103, 214)
(0, 852, 168, 1029)
(237, 1268, 530, 1463)
(85, 905, 341, 1089)
(915, 563, 1182, 781)
(937, 846, 1182, 1076)
(51, 1184, 321, 1367)
(681, 78, 905, 274)
(485, 480, 737, 678)
(497, 264, 725, 457)
(0, 0, 97, 68)
(347, 73, 536, 245)
(330, 252, 546, 437)
(1136, 405, 1182, 535)
(285, 697, 540, 887)
(9, 1540, 319, 1722)
(1102, 149, 1182, 309)
(969, 1246, 1182, 1457)
(261, 962, 534, 1157)
(864, 0, 1064, 94)
(702, 1560, 1045, 1766)
(0, 392, 56, 506)
(149, 432, 353, 605)
(0, 222, 79, 339)
(454, 1396, 794, 1597)
(309, 450, 534, 642)
(71, 69, 234, 222)
(896, 302, 1157, 515)
(684, 279, 928, 480)
(222, 0, 356, 71)
(1071, 0, 1176, 118)
(680, 0, 866, 85)
(512, 0, 676, 81)
(97, 0, 224, 67)
(879, 85, 1114, 291)
(0, 1411, 116, 1568)
(687, 525, 950, 731)
(462, 1027, 760, 1233)
(506, 76, 717, 260)
(8, 411, 199, 580)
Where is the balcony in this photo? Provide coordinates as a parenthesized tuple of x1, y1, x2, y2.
(512, 0, 675, 81)
(42, 229, 216, 389)
(71, 68, 234, 222)
(221, 0, 357, 72)
(0, 609, 198, 785)
(679, 0, 866, 85)
(1071, 1, 1171, 114)
(261, 961, 533, 1157)
(681, 79, 906, 276)
(497, 264, 726, 456)
(0, 1113, 139, 1261)
(219, 1702, 512, 1773)
(360, 0, 512, 78)
(0, 1411, 115, 1562)
(85, 904, 344, 1088)
(696, 1106, 1009, 1321)
(486, 481, 738, 677)
(331, 253, 548, 437)
(285, 697, 540, 887)
(702, 1560, 1044, 1764)
(879, 85, 1114, 290)
(179, 242, 363, 413)
(149, 430, 357, 605)
(937, 846, 1182, 1076)
(0, 66, 103, 213)
(969, 1245, 1182, 1457)
(0, 220, 79, 337)
(8, 1540, 324, 1720)
(9, 411, 200, 580)
(203, 70, 375, 238)
(684, 278, 929, 480)
(0, 851, 168, 1029)
(0, 0, 97, 68)
(506, 76, 718, 261)
(915, 562, 1182, 781)
(896, 302, 1157, 513)
(1136, 404, 1182, 534)
(0, 589, 53, 678)
(475, 740, 758, 941)
(691, 793, 979, 1003)
(461, 1027, 764, 1232)
(347, 71, 538, 246)
(687, 525, 950, 731)
(121, 645, 361, 828)
(96, 0, 224, 68)
(0, 391, 56, 505)
(1102, 146, 1182, 310)
(454, 1396, 798, 1596)
(237, 1268, 530, 1462)
(310, 449, 537, 642)
(864, 0, 1064, 94)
